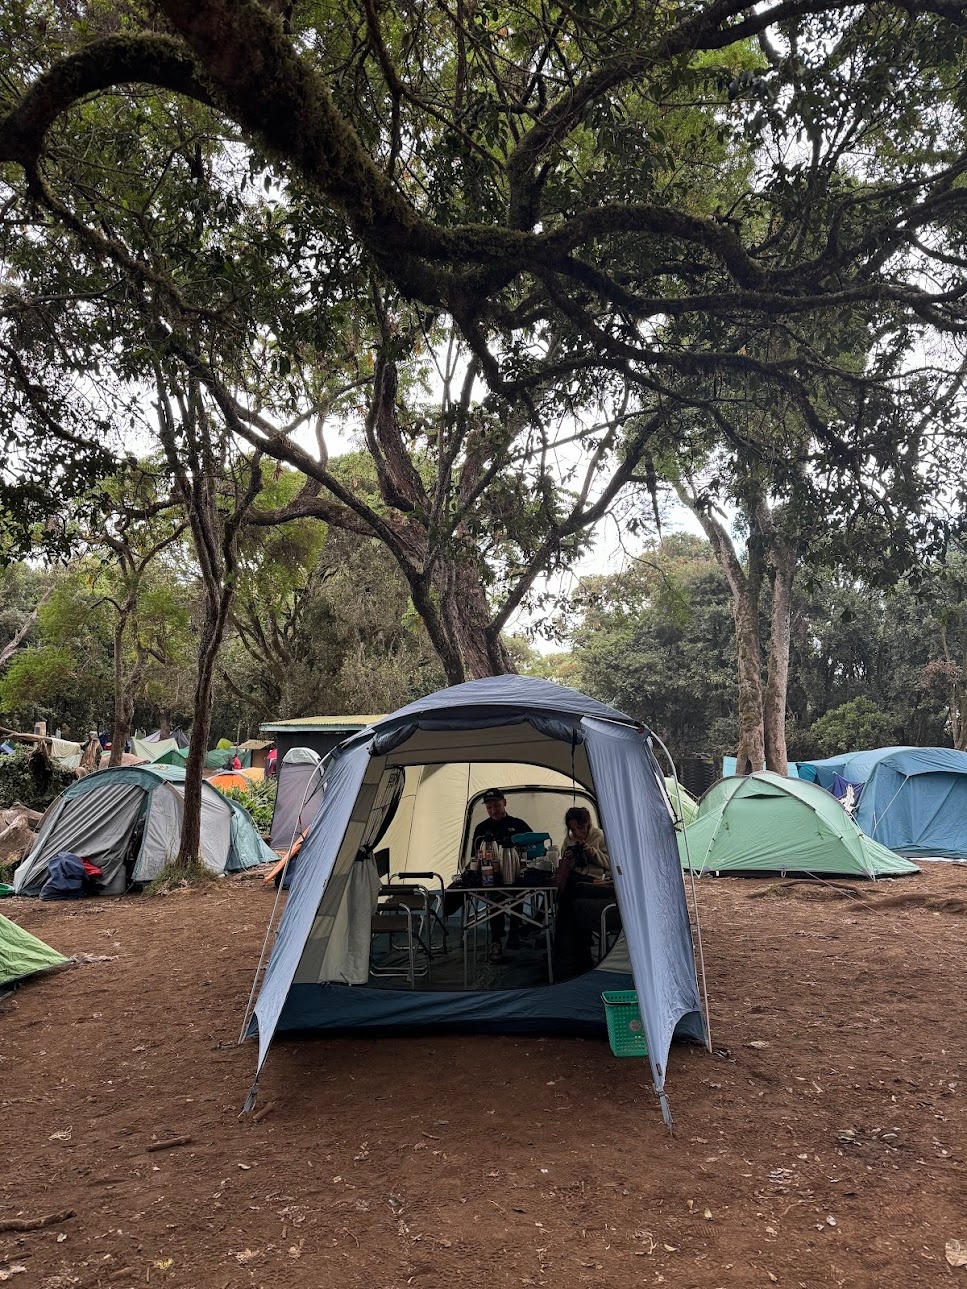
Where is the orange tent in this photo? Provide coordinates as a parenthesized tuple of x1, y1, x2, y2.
(209, 771, 249, 793)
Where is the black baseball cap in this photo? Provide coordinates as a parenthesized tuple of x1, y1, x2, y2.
(482, 788, 506, 802)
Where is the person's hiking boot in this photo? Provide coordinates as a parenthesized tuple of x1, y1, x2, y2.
(488, 940, 505, 963)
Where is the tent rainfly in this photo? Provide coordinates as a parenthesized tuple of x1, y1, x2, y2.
(244, 676, 707, 1124)
(798, 746, 967, 858)
(0, 914, 69, 991)
(13, 765, 275, 896)
(665, 777, 698, 825)
(679, 771, 920, 878)
(269, 746, 324, 849)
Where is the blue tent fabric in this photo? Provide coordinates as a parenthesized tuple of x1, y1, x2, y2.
(276, 968, 640, 1037)
(39, 852, 87, 901)
(252, 738, 373, 1070)
(798, 747, 967, 857)
(360, 676, 635, 734)
(829, 773, 865, 816)
(248, 677, 705, 1115)
(583, 718, 705, 1084)
(798, 747, 914, 790)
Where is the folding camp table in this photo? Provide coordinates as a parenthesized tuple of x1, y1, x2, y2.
(459, 885, 557, 987)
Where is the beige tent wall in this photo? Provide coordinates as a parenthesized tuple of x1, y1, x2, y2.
(293, 744, 600, 986)
(380, 761, 594, 881)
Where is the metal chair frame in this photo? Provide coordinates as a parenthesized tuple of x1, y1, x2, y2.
(596, 901, 621, 963)
(370, 887, 433, 987)
(387, 871, 449, 956)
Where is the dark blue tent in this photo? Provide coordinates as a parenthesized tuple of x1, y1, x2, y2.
(246, 676, 706, 1123)
(799, 746, 967, 858)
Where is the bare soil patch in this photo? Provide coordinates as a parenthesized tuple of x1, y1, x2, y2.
(1, 864, 965, 1288)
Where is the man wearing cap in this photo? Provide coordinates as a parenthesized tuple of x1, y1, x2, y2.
(471, 789, 531, 960)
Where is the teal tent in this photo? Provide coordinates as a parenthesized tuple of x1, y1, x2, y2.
(679, 771, 920, 878)
(0, 914, 69, 990)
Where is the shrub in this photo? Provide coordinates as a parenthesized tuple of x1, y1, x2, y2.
(221, 777, 276, 832)
(0, 745, 75, 811)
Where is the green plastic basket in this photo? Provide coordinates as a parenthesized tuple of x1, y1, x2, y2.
(602, 990, 649, 1058)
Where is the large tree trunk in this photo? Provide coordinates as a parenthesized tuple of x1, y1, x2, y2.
(437, 551, 515, 680)
(684, 497, 765, 772)
(732, 589, 766, 773)
(763, 544, 796, 773)
(178, 585, 233, 865)
(109, 620, 141, 768)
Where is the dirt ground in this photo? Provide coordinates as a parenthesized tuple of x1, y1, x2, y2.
(1, 863, 965, 1289)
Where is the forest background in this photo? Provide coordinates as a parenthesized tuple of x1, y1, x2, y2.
(3, 520, 966, 769)
(6, 0, 967, 860)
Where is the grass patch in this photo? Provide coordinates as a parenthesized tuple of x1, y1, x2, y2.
(145, 857, 217, 896)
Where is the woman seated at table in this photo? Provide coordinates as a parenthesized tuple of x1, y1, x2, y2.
(554, 807, 616, 975)
(559, 806, 610, 885)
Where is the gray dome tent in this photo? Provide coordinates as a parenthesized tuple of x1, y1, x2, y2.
(245, 676, 706, 1124)
(13, 765, 274, 895)
(268, 746, 324, 849)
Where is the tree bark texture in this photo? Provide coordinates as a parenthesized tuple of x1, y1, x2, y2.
(762, 544, 796, 773)
(686, 500, 765, 772)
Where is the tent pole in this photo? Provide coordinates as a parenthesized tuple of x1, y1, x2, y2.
(237, 753, 335, 1046)
(649, 731, 713, 1054)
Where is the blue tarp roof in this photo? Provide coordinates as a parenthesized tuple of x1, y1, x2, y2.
(797, 746, 917, 788)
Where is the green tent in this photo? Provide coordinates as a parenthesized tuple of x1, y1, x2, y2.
(664, 778, 699, 825)
(678, 771, 920, 878)
(0, 914, 69, 990)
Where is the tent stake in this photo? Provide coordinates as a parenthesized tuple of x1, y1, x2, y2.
(658, 1089, 674, 1131)
(240, 1080, 259, 1116)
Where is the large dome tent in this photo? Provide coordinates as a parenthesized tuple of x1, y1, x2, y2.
(244, 676, 706, 1125)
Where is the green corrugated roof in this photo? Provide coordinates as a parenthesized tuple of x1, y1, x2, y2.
(259, 714, 383, 734)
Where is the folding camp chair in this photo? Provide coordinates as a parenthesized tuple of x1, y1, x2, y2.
(595, 902, 621, 963)
(370, 886, 433, 987)
(387, 871, 449, 956)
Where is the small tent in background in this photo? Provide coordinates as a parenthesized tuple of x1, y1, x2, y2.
(209, 770, 250, 794)
(133, 736, 183, 764)
(665, 778, 698, 825)
(12, 766, 275, 896)
(0, 914, 68, 992)
(132, 730, 190, 760)
(679, 771, 920, 878)
(269, 747, 324, 849)
(238, 739, 274, 771)
(798, 747, 967, 858)
(245, 676, 705, 1124)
